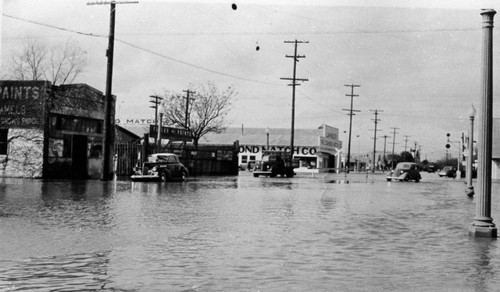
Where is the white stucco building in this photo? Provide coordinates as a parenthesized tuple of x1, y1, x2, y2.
(200, 124, 343, 172)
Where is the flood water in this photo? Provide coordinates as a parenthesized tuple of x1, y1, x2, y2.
(1, 171, 499, 291)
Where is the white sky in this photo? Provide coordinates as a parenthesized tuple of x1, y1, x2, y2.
(2, 0, 500, 160)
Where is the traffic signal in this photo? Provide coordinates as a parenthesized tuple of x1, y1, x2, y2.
(446, 133, 450, 148)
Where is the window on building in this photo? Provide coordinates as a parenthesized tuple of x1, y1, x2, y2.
(241, 155, 248, 163)
(50, 114, 103, 134)
(0, 129, 8, 155)
(250, 155, 256, 161)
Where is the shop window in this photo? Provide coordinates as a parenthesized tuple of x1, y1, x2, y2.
(0, 129, 8, 155)
(241, 155, 248, 163)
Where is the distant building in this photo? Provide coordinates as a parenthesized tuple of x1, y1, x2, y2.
(200, 124, 342, 171)
(0, 80, 114, 179)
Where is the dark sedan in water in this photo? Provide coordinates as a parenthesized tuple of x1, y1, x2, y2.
(386, 162, 422, 182)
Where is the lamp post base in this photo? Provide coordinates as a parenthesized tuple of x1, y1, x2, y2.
(468, 224, 497, 238)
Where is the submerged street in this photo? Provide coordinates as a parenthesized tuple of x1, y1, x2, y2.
(1, 172, 500, 291)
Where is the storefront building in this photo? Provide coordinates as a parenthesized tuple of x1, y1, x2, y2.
(0, 80, 113, 179)
(200, 124, 342, 172)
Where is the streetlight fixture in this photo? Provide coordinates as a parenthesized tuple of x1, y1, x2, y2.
(466, 105, 476, 197)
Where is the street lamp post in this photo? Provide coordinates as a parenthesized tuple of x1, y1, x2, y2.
(469, 9, 497, 238)
(466, 105, 476, 197)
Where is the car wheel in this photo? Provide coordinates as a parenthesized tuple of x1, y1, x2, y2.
(415, 178, 420, 183)
(161, 171, 170, 182)
(386, 178, 392, 182)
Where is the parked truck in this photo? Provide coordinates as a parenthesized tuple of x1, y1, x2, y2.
(253, 150, 299, 178)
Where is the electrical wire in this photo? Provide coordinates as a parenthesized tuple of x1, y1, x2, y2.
(2, 13, 108, 39)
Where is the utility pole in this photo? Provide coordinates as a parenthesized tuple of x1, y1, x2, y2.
(87, 0, 138, 181)
(403, 135, 411, 152)
(280, 40, 308, 160)
(149, 95, 163, 128)
(380, 135, 391, 170)
(370, 109, 383, 172)
(390, 127, 400, 169)
(182, 90, 196, 127)
(343, 84, 361, 173)
(149, 95, 163, 149)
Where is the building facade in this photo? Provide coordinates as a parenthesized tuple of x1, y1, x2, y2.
(0, 80, 114, 179)
(200, 124, 343, 172)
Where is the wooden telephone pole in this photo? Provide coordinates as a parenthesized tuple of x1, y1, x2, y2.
(370, 109, 383, 172)
(280, 40, 308, 159)
(343, 84, 360, 173)
(87, 1, 138, 181)
(182, 90, 196, 127)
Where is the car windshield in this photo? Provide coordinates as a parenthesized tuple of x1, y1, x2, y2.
(156, 155, 179, 163)
(398, 163, 412, 170)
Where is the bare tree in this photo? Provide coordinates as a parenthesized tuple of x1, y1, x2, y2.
(9, 38, 47, 81)
(46, 40, 88, 85)
(7, 38, 87, 85)
(161, 81, 236, 148)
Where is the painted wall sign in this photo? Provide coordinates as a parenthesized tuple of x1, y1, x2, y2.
(318, 136, 342, 155)
(0, 81, 49, 128)
(238, 145, 317, 156)
(320, 124, 339, 140)
(115, 118, 154, 125)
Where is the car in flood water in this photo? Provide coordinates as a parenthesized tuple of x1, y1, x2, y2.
(131, 153, 189, 182)
(438, 166, 457, 178)
(386, 162, 422, 182)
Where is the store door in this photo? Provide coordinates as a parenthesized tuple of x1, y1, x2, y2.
(72, 135, 88, 179)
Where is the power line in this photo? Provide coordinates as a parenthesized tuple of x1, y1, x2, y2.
(115, 38, 284, 87)
(1, 12, 285, 87)
(2, 13, 107, 39)
(95, 27, 482, 37)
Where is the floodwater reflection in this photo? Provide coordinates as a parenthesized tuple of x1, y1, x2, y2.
(1, 172, 500, 291)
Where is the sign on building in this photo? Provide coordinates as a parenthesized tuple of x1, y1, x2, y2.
(0, 81, 50, 128)
(150, 125, 192, 141)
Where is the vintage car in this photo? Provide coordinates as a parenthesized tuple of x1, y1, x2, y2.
(131, 153, 189, 182)
(386, 162, 422, 182)
(253, 151, 299, 178)
(438, 166, 457, 178)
